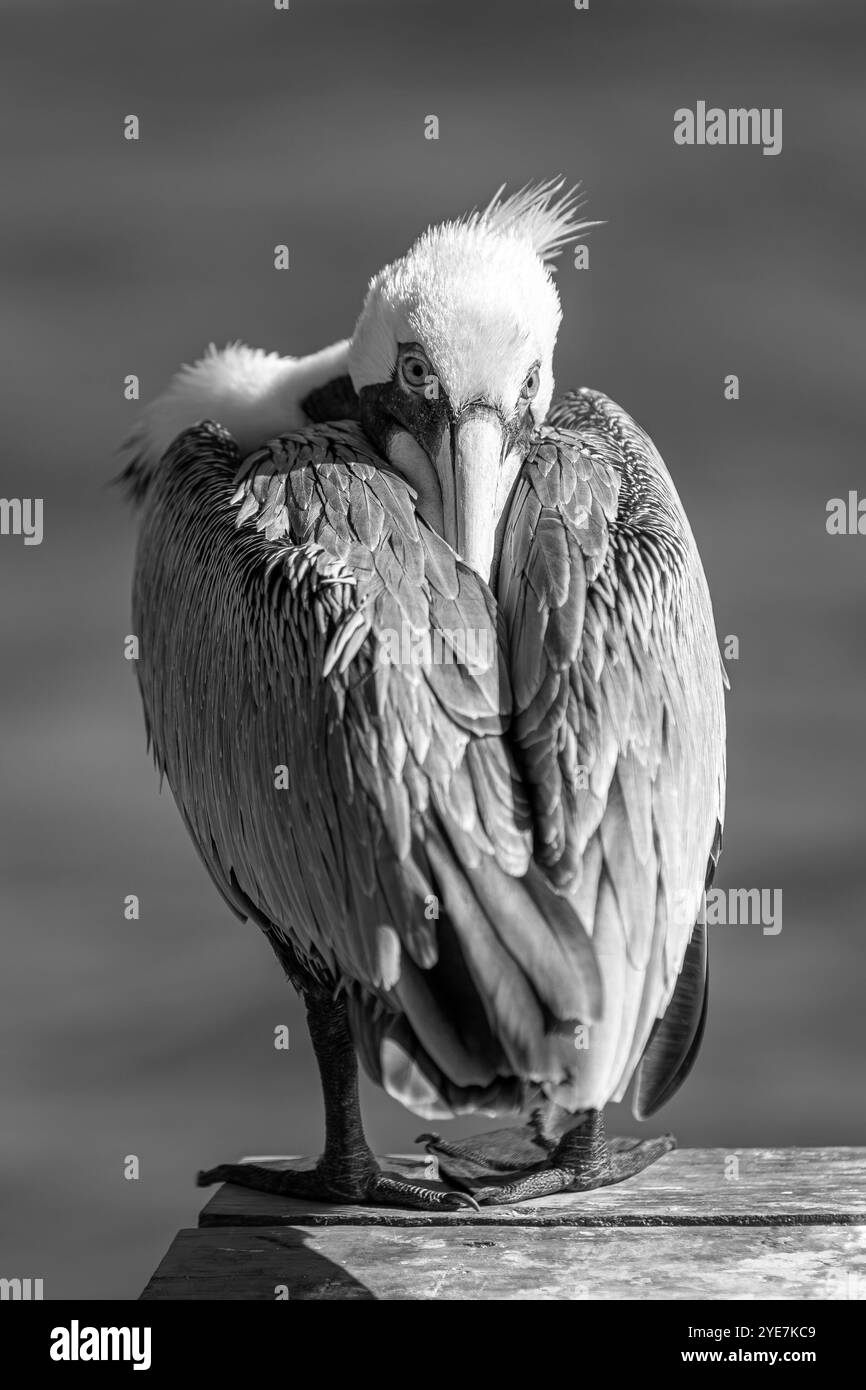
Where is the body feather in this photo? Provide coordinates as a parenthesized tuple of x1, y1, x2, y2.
(126, 341, 725, 1124)
(130, 419, 604, 1121)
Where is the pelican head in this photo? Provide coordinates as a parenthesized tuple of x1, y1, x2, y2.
(348, 181, 598, 583)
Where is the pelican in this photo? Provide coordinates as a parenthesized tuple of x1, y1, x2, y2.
(123, 182, 726, 1208)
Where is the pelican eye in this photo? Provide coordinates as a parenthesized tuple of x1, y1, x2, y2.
(521, 366, 540, 400)
(400, 354, 430, 390)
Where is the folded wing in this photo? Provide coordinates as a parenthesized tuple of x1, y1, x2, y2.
(132, 419, 601, 1121)
(499, 389, 726, 1114)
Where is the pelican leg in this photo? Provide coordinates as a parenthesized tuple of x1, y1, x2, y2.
(423, 1110, 675, 1205)
(197, 976, 477, 1211)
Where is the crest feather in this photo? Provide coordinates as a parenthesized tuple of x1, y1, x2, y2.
(466, 178, 602, 263)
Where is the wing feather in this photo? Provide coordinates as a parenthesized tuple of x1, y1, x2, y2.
(132, 418, 601, 1121)
(500, 390, 726, 1112)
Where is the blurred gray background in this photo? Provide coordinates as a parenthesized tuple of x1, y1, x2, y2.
(1, 0, 863, 1299)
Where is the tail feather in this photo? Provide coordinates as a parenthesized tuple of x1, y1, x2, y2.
(347, 823, 602, 1120)
(347, 994, 529, 1121)
(423, 829, 568, 1081)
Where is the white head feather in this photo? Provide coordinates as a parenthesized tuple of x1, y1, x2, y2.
(348, 180, 599, 422)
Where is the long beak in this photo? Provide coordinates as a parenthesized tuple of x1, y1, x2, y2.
(447, 406, 507, 583)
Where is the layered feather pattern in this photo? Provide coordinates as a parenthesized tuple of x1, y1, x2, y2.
(131, 420, 603, 1121)
(129, 388, 725, 1123)
(500, 390, 726, 1111)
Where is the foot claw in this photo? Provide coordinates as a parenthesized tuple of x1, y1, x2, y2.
(195, 1159, 481, 1212)
(370, 1170, 480, 1212)
(443, 1190, 481, 1212)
